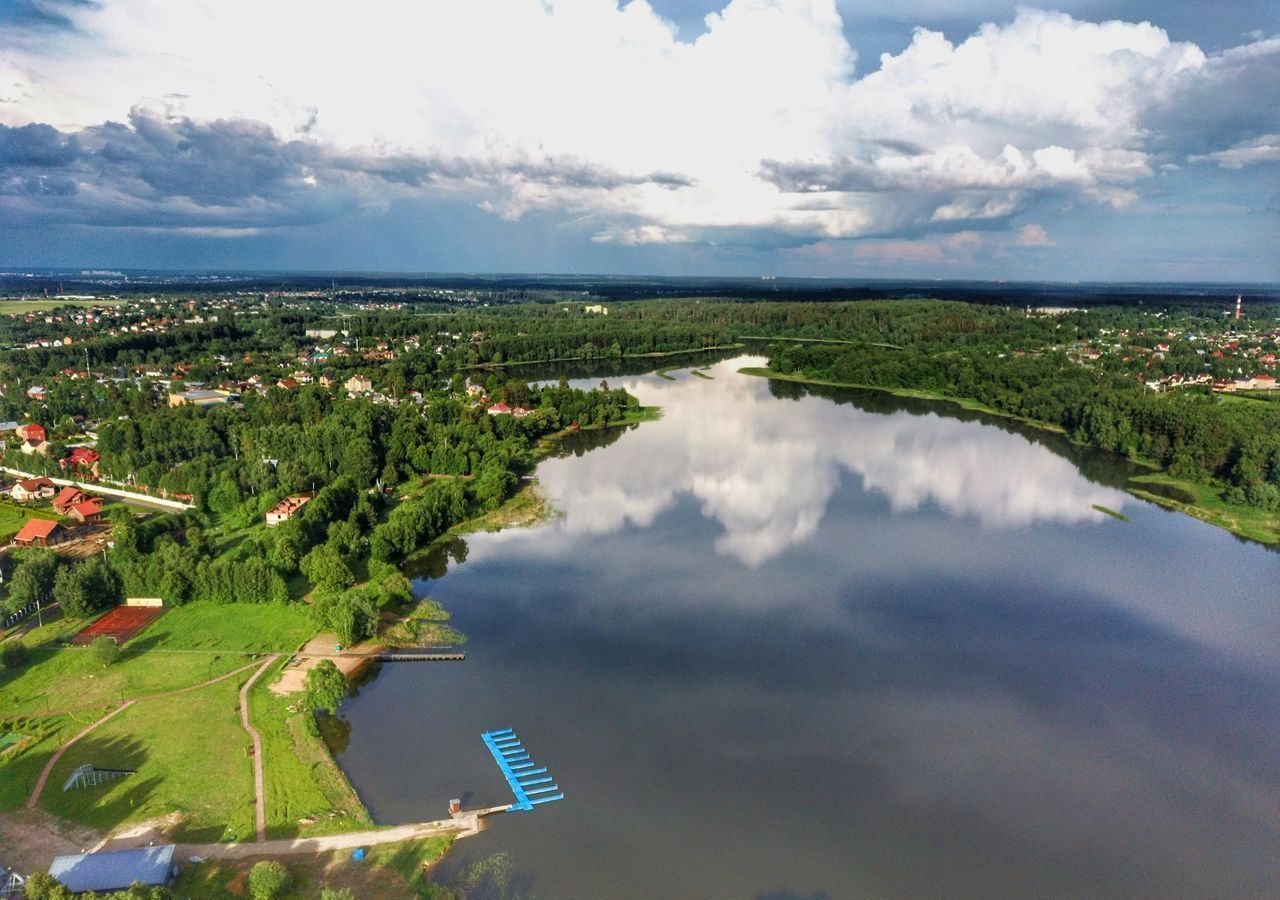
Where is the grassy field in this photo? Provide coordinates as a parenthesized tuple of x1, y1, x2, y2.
(0, 714, 87, 812)
(450, 483, 550, 536)
(134, 602, 315, 653)
(0, 502, 63, 547)
(0, 640, 250, 718)
(0, 601, 327, 838)
(40, 677, 255, 842)
(1127, 473, 1280, 544)
(0, 298, 123, 314)
(250, 660, 371, 841)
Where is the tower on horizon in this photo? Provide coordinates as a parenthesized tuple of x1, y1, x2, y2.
(1235, 295, 1243, 320)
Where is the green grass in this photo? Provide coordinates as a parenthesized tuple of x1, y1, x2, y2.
(1127, 473, 1280, 544)
(39, 677, 256, 842)
(135, 602, 316, 653)
(0, 298, 124, 314)
(0, 714, 83, 811)
(0, 641, 249, 718)
(251, 662, 372, 841)
(369, 835, 457, 897)
(170, 837, 457, 899)
(0, 501, 63, 546)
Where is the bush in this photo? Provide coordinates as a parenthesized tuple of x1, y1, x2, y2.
(247, 860, 291, 900)
(0, 641, 29, 671)
(89, 635, 120, 668)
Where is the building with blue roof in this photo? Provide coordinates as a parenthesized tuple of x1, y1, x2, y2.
(48, 845, 175, 894)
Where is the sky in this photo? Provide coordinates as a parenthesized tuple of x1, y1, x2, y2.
(0, 0, 1277, 281)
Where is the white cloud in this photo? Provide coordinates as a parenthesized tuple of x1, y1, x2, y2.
(1188, 133, 1280, 168)
(1016, 223, 1055, 246)
(0, 2, 1274, 245)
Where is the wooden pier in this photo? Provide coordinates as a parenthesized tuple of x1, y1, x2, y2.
(376, 651, 465, 662)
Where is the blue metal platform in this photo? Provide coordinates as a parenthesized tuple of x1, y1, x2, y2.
(481, 728, 565, 812)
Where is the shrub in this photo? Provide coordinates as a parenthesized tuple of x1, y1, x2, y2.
(247, 860, 291, 900)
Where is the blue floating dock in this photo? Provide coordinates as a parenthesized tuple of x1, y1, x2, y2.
(481, 728, 565, 812)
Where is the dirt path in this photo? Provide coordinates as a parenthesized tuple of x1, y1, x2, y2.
(176, 814, 485, 860)
(238, 654, 279, 843)
(270, 634, 381, 696)
(22, 657, 270, 809)
(26, 701, 136, 809)
(0, 809, 103, 874)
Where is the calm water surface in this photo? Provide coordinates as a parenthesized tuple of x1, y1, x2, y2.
(336, 356, 1280, 899)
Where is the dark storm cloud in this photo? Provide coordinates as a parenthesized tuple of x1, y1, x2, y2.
(0, 107, 695, 231)
(759, 157, 901, 193)
(1141, 40, 1280, 159)
(329, 152, 693, 191)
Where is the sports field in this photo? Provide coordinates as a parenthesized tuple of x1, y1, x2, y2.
(71, 606, 164, 645)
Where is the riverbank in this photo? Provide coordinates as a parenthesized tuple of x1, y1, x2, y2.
(741, 366, 1280, 546)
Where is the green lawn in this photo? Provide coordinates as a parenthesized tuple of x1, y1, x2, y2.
(133, 602, 316, 653)
(251, 662, 372, 840)
(1127, 473, 1280, 544)
(40, 677, 255, 842)
(0, 714, 85, 811)
(0, 502, 63, 545)
(0, 642, 249, 718)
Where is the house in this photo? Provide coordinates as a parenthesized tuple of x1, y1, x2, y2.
(512, 406, 532, 418)
(167, 389, 236, 408)
(12, 518, 67, 547)
(17, 423, 46, 443)
(68, 499, 103, 524)
(48, 845, 176, 894)
(52, 486, 89, 514)
(11, 477, 56, 502)
(345, 375, 374, 394)
(488, 402, 512, 415)
(276, 378, 300, 390)
(0, 422, 19, 435)
(26, 386, 46, 400)
(265, 494, 313, 526)
(20, 439, 50, 456)
(60, 447, 101, 474)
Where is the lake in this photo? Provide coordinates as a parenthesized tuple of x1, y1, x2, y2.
(334, 356, 1280, 899)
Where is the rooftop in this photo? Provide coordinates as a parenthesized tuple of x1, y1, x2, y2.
(48, 845, 175, 893)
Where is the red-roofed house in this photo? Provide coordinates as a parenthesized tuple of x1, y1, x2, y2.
(69, 499, 103, 524)
(12, 518, 66, 547)
(17, 423, 46, 443)
(10, 477, 55, 502)
(265, 494, 313, 526)
(60, 447, 101, 475)
(52, 486, 88, 514)
(488, 402, 512, 415)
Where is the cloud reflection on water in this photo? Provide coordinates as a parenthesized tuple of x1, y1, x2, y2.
(526, 357, 1129, 567)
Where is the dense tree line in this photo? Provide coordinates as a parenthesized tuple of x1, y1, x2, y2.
(768, 319, 1280, 509)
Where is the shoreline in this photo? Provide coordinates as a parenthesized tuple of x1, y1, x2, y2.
(740, 365, 1280, 547)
